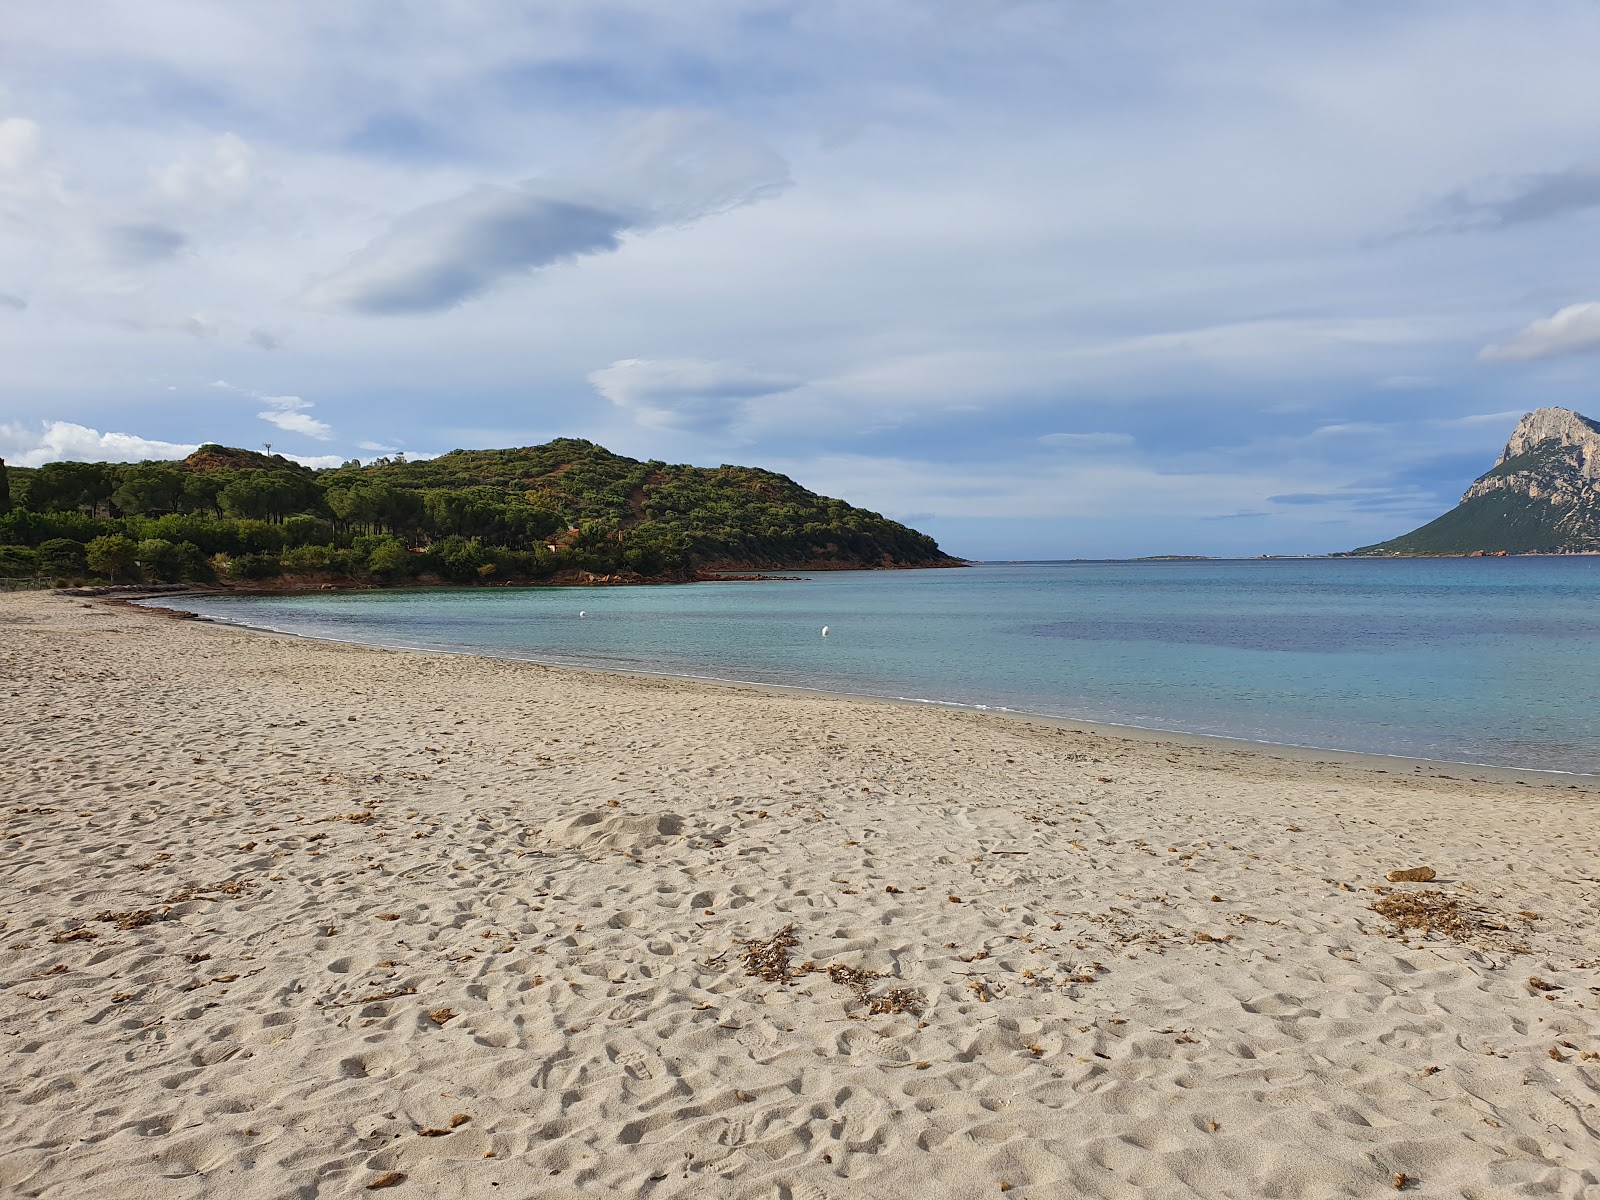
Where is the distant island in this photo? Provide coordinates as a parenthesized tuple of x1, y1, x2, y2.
(0, 439, 959, 588)
(1349, 406, 1600, 556)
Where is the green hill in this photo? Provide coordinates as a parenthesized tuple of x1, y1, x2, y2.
(0, 439, 958, 585)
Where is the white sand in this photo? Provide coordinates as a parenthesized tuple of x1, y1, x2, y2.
(2, 589, 1598, 1199)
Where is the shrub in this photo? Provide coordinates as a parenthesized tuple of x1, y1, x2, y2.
(280, 544, 354, 573)
(135, 538, 184, 582)
(364, 538, 413, 577)
(0, 545, 38, 576)
(220, 553, 282, 580)
(36, 537, 88, 577)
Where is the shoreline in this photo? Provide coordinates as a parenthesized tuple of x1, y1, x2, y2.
(123, 587, 1599, 791)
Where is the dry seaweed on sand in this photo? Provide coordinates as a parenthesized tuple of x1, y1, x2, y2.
(827, 963, 923, 1015)
(738, 927, 921, 1013)
(739, 924, 807, 983)
(166, 878, 259, 904)
(864, 986, 924, 1016)
(1369, 888, 1529, 950)
(93, 908, 167, 930)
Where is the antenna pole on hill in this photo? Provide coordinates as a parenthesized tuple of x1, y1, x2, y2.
(263, 443, 272, 455)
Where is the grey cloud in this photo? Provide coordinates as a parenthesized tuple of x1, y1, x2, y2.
(1425, 163, 1600, 232)
(307, 111, 789, 316)
(248, 327, 283, 350)
(590, 357, 799, 433)
(1038, 432, 1134, 449)
(102, 221, 187, 263)
(306, 189, 626, 314)
(1268, 492, 1341, 505)
(1269, 490, 1436, 513)
(0, 292, 24, 310)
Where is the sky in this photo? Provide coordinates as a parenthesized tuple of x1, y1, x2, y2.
(2, 1, 1599, 559)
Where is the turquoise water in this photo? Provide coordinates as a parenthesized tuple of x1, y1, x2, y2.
(144, 559, 1600, 774)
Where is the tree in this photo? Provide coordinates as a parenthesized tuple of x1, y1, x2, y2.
(27, 462, 113, 515)
(0, 458, 11, 515)
(219, 472, 310, 521)
(86, 535, 139, 581)
(111, 465, 186, 516)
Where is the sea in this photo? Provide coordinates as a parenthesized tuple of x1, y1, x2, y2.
(141, 558, 1600, 775)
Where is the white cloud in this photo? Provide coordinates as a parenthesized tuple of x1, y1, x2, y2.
(257, 395, 332, 440)
(1377, 374, 1438, 390)
(1479, 302, 1600, 363)
(282, 452, 346, 469)
(152, 132, 255, 211)
(0, 114, 66, 213)
(0, 420, 200, 467)
(356, 440, 397, 453)
(589, 357, 799, 433)
(212, 378, 335, 441)
(1309, 422, 1387, 439)
(1038, 432, 1135, 449)
(1427, 409, 1523, 429)
(0, 117, 45, 175)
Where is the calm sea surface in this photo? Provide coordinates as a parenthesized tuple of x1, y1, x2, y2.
(144, 559, 1600, 774)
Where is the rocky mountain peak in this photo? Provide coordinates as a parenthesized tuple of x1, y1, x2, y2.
(1497, 406, 1600, 472)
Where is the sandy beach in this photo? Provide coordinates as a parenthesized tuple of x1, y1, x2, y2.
(2, 588, 1598, 1199)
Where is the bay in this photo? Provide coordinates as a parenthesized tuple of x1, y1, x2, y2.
(142, 558, 1600, 774)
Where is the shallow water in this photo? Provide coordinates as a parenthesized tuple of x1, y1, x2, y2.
(143, 558, 1600, 773)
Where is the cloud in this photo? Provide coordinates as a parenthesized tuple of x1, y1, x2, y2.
(1429, 163, 1600, 232)
(589, 357, 800, 432)
(1376, 375, 1437, 391)
(307, 110, 789, 315)
(257, 395, 332, 440)
(0, 116, 62, 208)
(101, 221, 187, 265)
(152, 132, 256, 211)
(307, 190, 627, 315)
(1038, 432, 1135, 449)
(283, 453, 347, 469)
(0, 117, 45, 175)
(212, 379, 335, 441)
(247, 327, 282, 350)
(1309, 422, 1387, 439)
(0, 292, 25, 311)
(356, 440, 397, 453)
(1427, 409, 1523, 429)
(1479, 302, 1600, 363)
(1266, 487, 1442, 513)
(0, 420, 200, 467)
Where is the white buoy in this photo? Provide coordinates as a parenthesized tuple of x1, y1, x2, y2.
(821, 625, 829, 638)
(579, 611, 586, 618)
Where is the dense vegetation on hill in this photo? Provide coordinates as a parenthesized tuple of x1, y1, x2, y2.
(0, 440, 956, 586)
